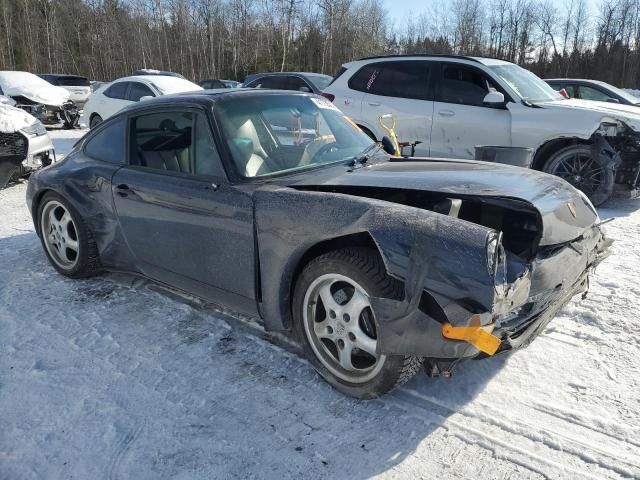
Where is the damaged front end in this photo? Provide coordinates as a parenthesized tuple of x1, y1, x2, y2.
(12, 96, 80, 129)
(598, 121, 640, 195)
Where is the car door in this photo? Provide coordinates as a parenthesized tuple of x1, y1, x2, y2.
(430, 62, 511, 159)
(101, 81, 133, 119)
(358, 60, 433, 155)
(110, 106, 257, 315)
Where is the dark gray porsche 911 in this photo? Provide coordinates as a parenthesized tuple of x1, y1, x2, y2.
(26, 89, 611, 398)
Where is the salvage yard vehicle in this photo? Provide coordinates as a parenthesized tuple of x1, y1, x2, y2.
(0, 71, 80, 129)
(323, 55, 640, 205)
(27, 90, 610, 398)
(84, 75, 203, 128)
(0, 104, 54, 189)
(546, 78, 640, 106)
(38, 74, 92, 109)
(242, 72, 333, 93)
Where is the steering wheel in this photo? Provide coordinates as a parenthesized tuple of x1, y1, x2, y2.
(313, 141, 340, 160)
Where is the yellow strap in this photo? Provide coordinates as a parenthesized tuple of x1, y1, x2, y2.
(441, 323, 501, 356)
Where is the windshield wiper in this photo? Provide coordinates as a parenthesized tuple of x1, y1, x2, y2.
(350, 143, 382, 168)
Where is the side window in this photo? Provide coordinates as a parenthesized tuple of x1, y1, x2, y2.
(84, 118, 126, 164)
(104, 82, 129, 100)
(368, 62, 430, 100)
(577, 86, 611, 102)
(249, 76, 287, 89)
(563, 85, 575, 97)
(287, 76, 312, 92)
(439, 64, 494, 107)
(128, 82, 154, 102)
(348, 65, 378, 92)
(193, 113, 225, 177)
(130, 111, 194, 173)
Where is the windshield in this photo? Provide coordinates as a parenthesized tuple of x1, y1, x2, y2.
(215, 94, 374, 178)
(306, 74, 333, 92)
(490, 64, 564, 103)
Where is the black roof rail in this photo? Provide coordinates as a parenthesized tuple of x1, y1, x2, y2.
(355, 54, 483, 63)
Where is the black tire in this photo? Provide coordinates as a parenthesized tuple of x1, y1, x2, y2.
(544, 144, 615, 206)
(293, 247, 422, 399)
(37, 192, 101, 278)
(0, 161, 19, 189)
(89, 114, 103, 129)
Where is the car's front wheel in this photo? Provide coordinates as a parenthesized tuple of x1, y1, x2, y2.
(293, 248, 422, 399)
(37, 192, 101, 278)
(544, 144, 615, 206)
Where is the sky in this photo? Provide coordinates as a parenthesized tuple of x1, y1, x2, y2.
(382, 0, 597, 27)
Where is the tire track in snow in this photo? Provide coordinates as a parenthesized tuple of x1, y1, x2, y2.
(391, 388, 638, 479)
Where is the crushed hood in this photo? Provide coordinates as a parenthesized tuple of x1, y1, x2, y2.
(289, 159, 598, 246)
(0, 104, 38, 133)
(0, 71, 70, 107)
(539, 98, 640, 131)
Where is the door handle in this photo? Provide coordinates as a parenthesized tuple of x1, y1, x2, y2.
(438, 110, 455, 117)
(368, 102, 381, 107)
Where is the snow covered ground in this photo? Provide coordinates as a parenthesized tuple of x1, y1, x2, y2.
(1, 128, 639, 479)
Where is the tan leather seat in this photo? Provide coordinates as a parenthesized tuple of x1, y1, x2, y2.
(233, 119, 272, 177)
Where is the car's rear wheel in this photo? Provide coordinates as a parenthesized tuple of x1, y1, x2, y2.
(293, 248, 422, 399)
(89, 114, 103, 129)
(38, 192, 101, 278)
(544, 144, 614, 206)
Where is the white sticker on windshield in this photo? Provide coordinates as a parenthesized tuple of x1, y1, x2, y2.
(311, 96, 340, 111)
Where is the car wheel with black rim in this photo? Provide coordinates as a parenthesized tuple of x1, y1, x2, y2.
(37, 192, 101, 278)
(544, 144, 614, 206)
(293, 247, 423, 399)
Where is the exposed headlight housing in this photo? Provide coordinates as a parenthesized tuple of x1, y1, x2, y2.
(486, 231, 507, 297)
(21, 120, 47, 137)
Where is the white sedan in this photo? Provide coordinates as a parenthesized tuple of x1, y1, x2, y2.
(84, 75, 203, 128)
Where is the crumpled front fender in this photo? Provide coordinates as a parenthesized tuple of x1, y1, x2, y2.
(254, 186, 497, 336)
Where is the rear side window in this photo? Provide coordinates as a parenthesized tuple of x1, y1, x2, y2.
(104, 82, 129, 100)
(127, 82, 154, 101)
(247, 76, 289, 89)
(287, 76, 312, 92)
(84, 118, 126, 164)
(438, 64, 495, 106)
(348, 61, 430, 100)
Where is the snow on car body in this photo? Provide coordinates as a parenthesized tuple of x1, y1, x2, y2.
(26, 90, 610, 398)
(38, 74, 92, 109)
(83, 75, 203, 128)
(0, 104, 54, 188)
(0, 71, 80, 129)
(324, 55, 640, 205)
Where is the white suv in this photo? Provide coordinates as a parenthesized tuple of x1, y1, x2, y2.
(323, 55, 640, 205)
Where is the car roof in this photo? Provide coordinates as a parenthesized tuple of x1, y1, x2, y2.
(349, 54, 514, 67)
(39, 73, 88, 78)
(118, 88, 314, 113)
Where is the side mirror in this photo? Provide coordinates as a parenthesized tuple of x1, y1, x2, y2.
(139, 95, 153, 102)
(483, 91, 505, 107)
(606, 97, 620, 104)
(381, 136, 396, 155)
(298, 86, 311, 93)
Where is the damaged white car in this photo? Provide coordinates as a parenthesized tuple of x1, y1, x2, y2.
(0, 71, 80, 129)
(0, 104, 54, 188)
(325, 55, 640, 205)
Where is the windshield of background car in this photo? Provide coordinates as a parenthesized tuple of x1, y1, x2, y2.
(148, 76, 203, 94)
(55, 76, 90, 87)
(490, 64, 564, 103)
(306, 74, 333, 91)
(597, 81, 640, 104)
(215, 94, 374, 178)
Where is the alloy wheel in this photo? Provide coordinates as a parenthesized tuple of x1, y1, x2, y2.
(40, 200, 80, 270)
(303, 273, 386, 383)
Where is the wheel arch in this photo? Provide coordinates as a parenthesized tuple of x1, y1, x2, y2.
(282, 232, 384, 330)
(31, 188, 55, 236)
(531, 137, 592, 171)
